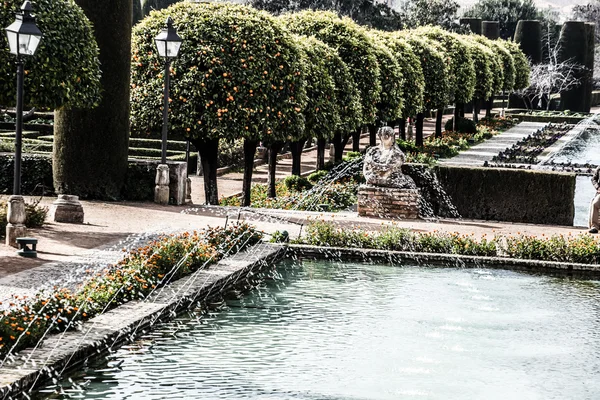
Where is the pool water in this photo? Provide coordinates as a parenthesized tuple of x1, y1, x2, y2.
(40, 260, 600, 400)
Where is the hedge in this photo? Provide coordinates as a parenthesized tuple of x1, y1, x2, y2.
(435, 165, 575, 225)
(513, 20, 542, 64)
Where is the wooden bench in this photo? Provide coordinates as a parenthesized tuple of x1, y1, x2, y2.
(16, 237, 37, 258)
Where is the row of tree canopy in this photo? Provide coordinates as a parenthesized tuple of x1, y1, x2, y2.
(130, 2, 531, 205)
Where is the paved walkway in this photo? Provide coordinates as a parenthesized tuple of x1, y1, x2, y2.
(439, 121, 547, 166)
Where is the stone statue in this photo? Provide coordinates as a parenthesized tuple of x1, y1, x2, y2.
(363, 126, 416, 189)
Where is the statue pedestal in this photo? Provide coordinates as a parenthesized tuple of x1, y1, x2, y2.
(358, 185, 420, 219)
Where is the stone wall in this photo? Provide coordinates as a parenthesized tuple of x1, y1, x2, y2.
(358, 185, 420, 219)
(435, 165, 576, 225)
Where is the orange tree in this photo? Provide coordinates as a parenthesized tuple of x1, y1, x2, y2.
(281, 10, 380, 162)
(378, 32, 425, 142)
(498, 39, 530, 90)
(0, 0, 101, 109)
(473, 35, 515, 117)
(396, 32, 449, 140)
(365, 32, 404, 148)
(290, 36, 341, 176)
(131, 2, 306, 204)
(463, 37, 495, 123)
(415, 26, 476, 131)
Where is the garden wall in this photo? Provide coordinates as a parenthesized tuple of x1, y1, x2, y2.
(434, 165, 575, 225)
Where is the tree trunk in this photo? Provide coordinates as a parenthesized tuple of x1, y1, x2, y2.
(435, 109, 443, 138)
(415, 113, 424, 147)
(333, 132, 351, 163)
(352, 127, 361, 152)
(399, 118, 406, 140)
(317, 138, 327, 170)
(241, 138, 257, 207)
(53, 0, 131, 200)
(453, 104, 461, 131)
(192, 137, 219, 205)
(368, 124, 377, 146)
(486, 96, 494, 118)
(267, 141, 284, 198)
(473, 99, 480, 124)
(290, 138, 306, 176)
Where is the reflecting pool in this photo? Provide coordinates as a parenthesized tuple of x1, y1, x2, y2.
(40, 260, 600, 400)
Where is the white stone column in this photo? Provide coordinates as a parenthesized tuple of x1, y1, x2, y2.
(154, 164, 170, 205)
(5, 195, 26, 248)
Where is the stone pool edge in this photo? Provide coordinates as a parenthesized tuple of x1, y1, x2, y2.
(288, 244, 600, 277)
(0, 243, 287, 399)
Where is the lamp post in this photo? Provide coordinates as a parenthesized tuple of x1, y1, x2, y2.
(153, 16, 182, 205)
(4, 0, 42, 247)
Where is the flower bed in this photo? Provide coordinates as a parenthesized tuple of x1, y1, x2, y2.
(292, 221, 600, 264)
(0, 223, 262, 356)
(399, 117, 516, 163)
(492, 123, 571, 164)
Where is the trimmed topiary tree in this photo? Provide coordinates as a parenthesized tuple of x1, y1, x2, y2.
(365, 32, 404, 147)
(290, 36, 340, 176)
(514, 20, 542, 64)
(131, 2, 306, 204)
(281, 10, 381, 161)
(584, 22, 595, 112)
(398, 32, 450, 139)
(53, 0, 129, 200)
(474, 35, 513, 116)
(558, 21, 588, 112)
(460, 18, 483, 34)
(499, 39, 530, 90)
(0, 0, 101, 110)
(482, 21, 500, 39)
(464, 37, 496, 122)
(415, 26, 476, 132)
(379, 32, 425, 141)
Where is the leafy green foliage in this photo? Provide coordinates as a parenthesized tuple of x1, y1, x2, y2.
(294, 36, 340, 140)
(415, 26, 476, 105)
(498, 39, 530, 90)
(445, 117, 478, 133)
(131, 2, 307, 143)
(0, 0, 101, 109)
(474, 36, 515, 92)
(251, 0, 404, 31)
(463, 0, 541, 39)
(283, 174, 312, 191)
(366, 33, 404, 123)
(398, 33, 450, 111)
(282, 10, 381, 125)
(463, 38, 495, 101)
(398, 0, 462, 30)
(378, 32, 425, 117)
(297, 220, 600, 264)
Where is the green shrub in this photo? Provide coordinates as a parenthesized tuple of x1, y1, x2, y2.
(283, 175, 312, 192)
(295, 220, 599, 263)
(343, 151, 363, 162)
(445, 117, 477, 133)
(307, 170, 328, 184)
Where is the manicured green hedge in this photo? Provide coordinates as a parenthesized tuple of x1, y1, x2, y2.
(0, 153, 53, 195)
(435, 165, 575, 225)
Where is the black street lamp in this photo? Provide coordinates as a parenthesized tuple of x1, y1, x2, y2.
(5, 0, 42, 196)
(154, 16, 182, 164)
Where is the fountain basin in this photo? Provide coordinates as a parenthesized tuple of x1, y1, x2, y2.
(46, 257, 600, 399)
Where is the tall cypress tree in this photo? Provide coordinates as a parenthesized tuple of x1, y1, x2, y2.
(53, 0, 131, 199)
